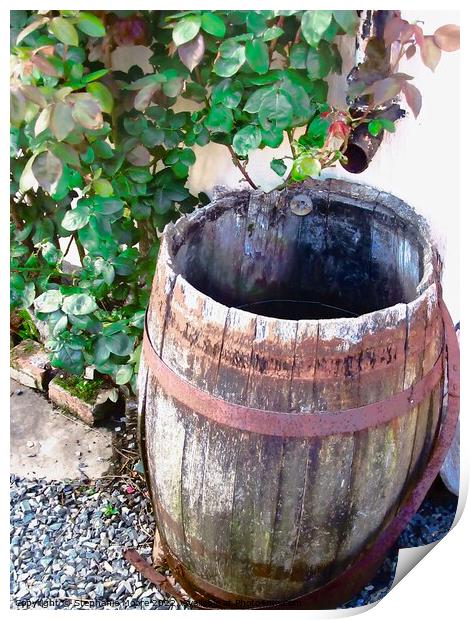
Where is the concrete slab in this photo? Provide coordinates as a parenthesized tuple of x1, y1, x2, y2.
(10, 379, 114, 481)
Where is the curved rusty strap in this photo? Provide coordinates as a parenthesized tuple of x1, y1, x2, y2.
(142, 319, 444, 438)
(141, 300, 459, 609)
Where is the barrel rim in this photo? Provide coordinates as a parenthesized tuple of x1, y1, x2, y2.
(158, 179, 439, 327)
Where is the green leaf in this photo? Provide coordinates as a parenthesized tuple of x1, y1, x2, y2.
(83, 69, 109, 83)
(212, 79, 243, 109)
(232, 125, 262, 157)
(50, 16, 79, 46)
(112, 249, 139, 275)
(51, 345, 84, 375)
(301, 10, 332, 47)
(52, 313, 68, 336)
(127, 167, 153, 183)
(92, 139, 114, 159)
(262, 26, 284, 42)
(91, 197, 124, 216)
(93, 178, 114, 197)
(94, 336, 110, 365)
(260, 127, 284, 148)
(306, 43, 332, 79)
(380, 118, 396, 133)
(290, 43, 308, 69)
(81, 146, 95, 164)
(245, 39, 270, 74)
(115, 364, 134, 385)
(32, 152, 63, 194)
(173, 15, 201, 46)
(258, 89, 293, 132)
(368, 119, 383, 137)
(291, 156, 321, 181)
(182, 81, 207, 102)
(311, 79, 328, 103)
(42, 242, 62, 266)
(201, 12, 225, 38)
(308, 115, 330, 138)
(87, 82, 114, 114)
(333, 10, 359, 35)
(34, 290, 63, 313)
(62, 205, 90, 231)
(270, 158, 287, 176)
(50, 102, 75, 141)
(213, 46, 246, 77)
(243, 86, 271, 113)
(204, 105, 233, 133)
(76, 12, 105, 37)
(129, 310, 145, 328)
(104, 332, 134, 356)
(62, 293, 98, 316)
(16, 16, 48, 45)
(246, 11, 268, 36)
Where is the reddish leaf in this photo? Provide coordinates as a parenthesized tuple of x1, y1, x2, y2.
(134, 83, 160, 111)
(393, 72, 413, 82)
(50, 101, 75, 141)
(20, 85, 47, 107)
(421, 36, 441, 72)
(383, 16, 408, 47)
(127, 145, 150, 166)
(328, 120, 350, 140)
(178, 33, 205, 72)
(402, 81, 422, 118)
(32, 151, 63, 193)
(364, 77, 402, 106)
(31, 53, 59, 77)
(434, 24, 460, 52)
(405, 44, 416, 59)
(410, 24, 424, 47)
(70, 93, 103, 130)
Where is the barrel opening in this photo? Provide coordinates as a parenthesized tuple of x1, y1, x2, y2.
(171, 191, 426, 320)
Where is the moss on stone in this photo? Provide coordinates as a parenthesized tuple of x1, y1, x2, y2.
(54, 375, 104, 405)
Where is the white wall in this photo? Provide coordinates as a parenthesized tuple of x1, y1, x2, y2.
(185, 10, 460, 321)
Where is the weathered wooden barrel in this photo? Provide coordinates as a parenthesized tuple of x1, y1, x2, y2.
(137, 179, 457, 608)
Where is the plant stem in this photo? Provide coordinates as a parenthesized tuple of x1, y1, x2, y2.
(226, 145, 257, 189)
(269, 16, 285, 59)
(294, 25, 302, 44)
(287, 129, 296, 158)
(64, 234, 74, 258)
(73, 233, 86, 264)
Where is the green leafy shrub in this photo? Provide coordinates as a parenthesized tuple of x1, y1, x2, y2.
(10, 10, 459, 391)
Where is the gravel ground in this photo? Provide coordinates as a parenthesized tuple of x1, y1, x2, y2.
(342, 480, 458, 608)
(10, 475, 188, 610)
(10, 472, 456, 610)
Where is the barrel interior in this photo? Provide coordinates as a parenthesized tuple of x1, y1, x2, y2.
(172, 191, 424, 319)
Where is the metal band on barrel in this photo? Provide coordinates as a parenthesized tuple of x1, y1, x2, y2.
(142, 314, 444, 438)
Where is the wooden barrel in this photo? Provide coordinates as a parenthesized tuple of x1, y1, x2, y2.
(138, 179, 446, 607)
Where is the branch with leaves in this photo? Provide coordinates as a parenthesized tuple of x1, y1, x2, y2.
(9, 9, 459, 390)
